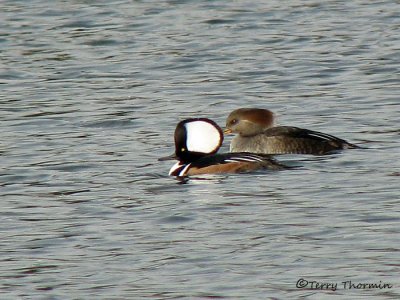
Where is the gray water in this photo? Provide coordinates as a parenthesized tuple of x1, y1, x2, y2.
(1, 0, 399, 299)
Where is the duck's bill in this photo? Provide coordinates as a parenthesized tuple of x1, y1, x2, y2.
(158, 153, 177, 161)
(223, 128, 232, 134)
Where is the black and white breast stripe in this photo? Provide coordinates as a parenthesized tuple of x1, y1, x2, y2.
(169, 161, 192, 176)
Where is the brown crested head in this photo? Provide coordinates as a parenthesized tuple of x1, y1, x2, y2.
(225, 108, 274, 137)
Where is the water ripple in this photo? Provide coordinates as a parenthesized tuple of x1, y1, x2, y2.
(1, 0, 399, 298)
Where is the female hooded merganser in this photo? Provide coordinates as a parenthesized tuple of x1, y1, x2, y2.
(161, 118, 287, 176)
(224, 108, 359, 155)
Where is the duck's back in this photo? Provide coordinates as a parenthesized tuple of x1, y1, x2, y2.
(230, 126, 359, 155)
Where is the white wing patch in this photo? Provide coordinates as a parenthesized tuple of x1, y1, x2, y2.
(185, 120, 221, 154)
(224, 154, 265, 163)
(307, 132, 338, 142)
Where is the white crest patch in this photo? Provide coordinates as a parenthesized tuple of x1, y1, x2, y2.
(185, 120, 222, 154)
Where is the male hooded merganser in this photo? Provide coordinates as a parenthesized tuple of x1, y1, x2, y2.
(161, 118, 287, 176)
(224, 108, 360, 155)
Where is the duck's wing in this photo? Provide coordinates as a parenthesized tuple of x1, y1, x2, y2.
(263, 126, 359, 153)
(174, 152, 287, 176)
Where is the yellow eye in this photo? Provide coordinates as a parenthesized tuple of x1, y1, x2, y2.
(181, 148, 185, 152)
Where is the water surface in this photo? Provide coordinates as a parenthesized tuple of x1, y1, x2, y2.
(1, 0, 399, 299)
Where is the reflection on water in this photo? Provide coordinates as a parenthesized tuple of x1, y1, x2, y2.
(1, 0, 399, 298)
